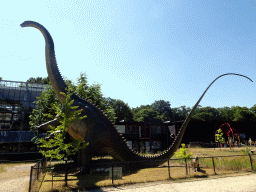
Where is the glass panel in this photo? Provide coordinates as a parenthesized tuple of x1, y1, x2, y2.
(145, 141, 150, 152)
(145, 126, 150, 137)
(127, 141, 132, 149)
(140, 141, 145, 153)
(151, 126, 157, 134)
(116, 125, 125, 134)
(133, 140, 139, 151)
(168, 125, 176, 135)
(156, 126, 161, 133)
(162, 126, 167, 134)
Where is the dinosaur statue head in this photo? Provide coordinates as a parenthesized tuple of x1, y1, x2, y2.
(21, 20, 253, 164)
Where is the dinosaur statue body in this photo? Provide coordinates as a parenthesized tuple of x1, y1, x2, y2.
(20, 21, 253, 165)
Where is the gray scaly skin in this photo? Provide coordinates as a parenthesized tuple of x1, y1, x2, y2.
(20, 21, 253, 165)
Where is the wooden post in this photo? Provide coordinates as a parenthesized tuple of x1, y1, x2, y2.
(112, 163, 114, 185)
(248, 153, 253, 170)
(28, 166, 33, 192)
(51, 167, 54, 188)
(64, 157, 68, 186)
(185, 158, 188, 175)
(212, 157, 216, 174)
(168, 159, 170, 178)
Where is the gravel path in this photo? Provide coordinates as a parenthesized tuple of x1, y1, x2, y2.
(85, 172, 256, 192)
(0, 163, 255, 192)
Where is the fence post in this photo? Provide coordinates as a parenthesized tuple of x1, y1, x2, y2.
(128, 161, 130, 175)
(52, 167, 54, 189)
(212, 157, 216, 174)
(28, 166, 33, 192)
(37, 163, 39, 180)
(64, 157, 68, 186)
(111, 163, 114, 185)
(168, 159, 170, 178)
(248, 153, 253, 170)
(185, 158, 188, 175)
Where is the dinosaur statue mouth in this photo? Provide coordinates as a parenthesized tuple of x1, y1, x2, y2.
(20, 23, 26, 28)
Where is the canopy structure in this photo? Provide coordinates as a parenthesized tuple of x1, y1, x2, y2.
(0, 80, 47, 131)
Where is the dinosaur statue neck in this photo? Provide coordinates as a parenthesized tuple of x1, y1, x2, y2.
(20, 21, 67, 104)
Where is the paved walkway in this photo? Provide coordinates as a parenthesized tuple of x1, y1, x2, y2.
(84, 172, 256, 192)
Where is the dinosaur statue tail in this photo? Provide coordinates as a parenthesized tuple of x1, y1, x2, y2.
(21, 21, 68, 104)
(109, 73, 253, 167)
(149, 73, 253, 161)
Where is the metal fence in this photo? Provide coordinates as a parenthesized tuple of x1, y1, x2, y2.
(36, 153, 256, 190)
(28, 157, 49, 192)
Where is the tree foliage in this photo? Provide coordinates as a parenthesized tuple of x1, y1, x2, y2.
(133, 108, 161, 122)
(27, 77, 50, 84)
(30, 72, 117, 154)
(104, 98, 133, 122)
(38, 87, 88, 160)
(232, 106, 256, 121)
(151, 100, 173, 121)
(192, 106, 220, 121)
(30, 85, 61, 137)
(215, 128, 225, 147)
(175, 143, 193, 159)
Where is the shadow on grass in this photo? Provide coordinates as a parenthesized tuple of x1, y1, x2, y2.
(41, 158, 148, 191)
(41, 161, 217, 191)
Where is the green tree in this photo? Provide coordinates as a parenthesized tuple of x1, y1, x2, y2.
(217, 107, 233, 121)
(215, 128, 225, 149)
(30, 73, 117, 148)
(133, 108, 160, 122)
(192, 112, 214, 121)
(151, 100, 173, 121)
(27, 77, 50, 84)
(171, 106, 188, 122)
(104, 98, 133, 122)
(191, 106, 220, 121)
(74, 72, 116, 122)
(232, 106, 256, 121)
(30, 85, 61, 139)
(250, 104, 256, 114)
(38, 87, 89, 160)
(175, 143, 193, 159)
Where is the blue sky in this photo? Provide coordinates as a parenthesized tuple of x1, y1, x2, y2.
(1, 0, 255, 109)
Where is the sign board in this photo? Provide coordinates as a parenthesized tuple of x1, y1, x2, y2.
(109, 167, 122, 180)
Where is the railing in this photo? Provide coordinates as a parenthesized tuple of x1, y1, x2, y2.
(28, 157, 49, 192)
(36, 153, 256, 191)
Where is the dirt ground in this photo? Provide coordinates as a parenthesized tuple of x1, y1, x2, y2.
(0, 163, 35, 192)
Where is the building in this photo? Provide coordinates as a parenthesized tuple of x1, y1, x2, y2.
(0, 80, 47, 154)
(115, 120, 183, 153)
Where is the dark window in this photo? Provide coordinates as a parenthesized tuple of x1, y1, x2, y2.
(141, 126, 150, 138)
(151, 141, 162, 149)
(125, 125, 133, 134)
(133, 140, 139, 151)
(132, 125, 139, 134)
(151, 126, 162, 134)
